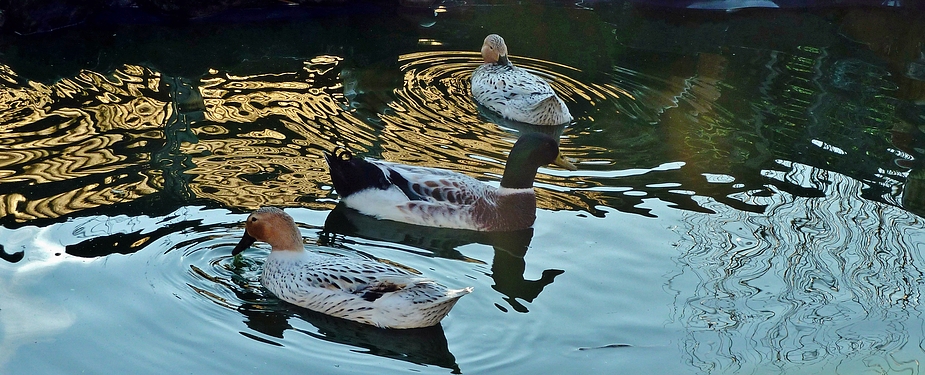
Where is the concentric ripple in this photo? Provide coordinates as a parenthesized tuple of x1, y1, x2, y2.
(393, 51, 640, 125)
(140, 208, 467, 373)
(382, 51, 753, 218)
(359, 51, 648, 215)
(53, 205, 558, 375)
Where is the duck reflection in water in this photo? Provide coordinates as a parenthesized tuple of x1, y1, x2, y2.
(323, 204, 564, 313)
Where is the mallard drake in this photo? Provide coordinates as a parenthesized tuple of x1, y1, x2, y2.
(323, 132, 577, 232)
(471, 34, 573, 126)
(231, 207, 472, 329)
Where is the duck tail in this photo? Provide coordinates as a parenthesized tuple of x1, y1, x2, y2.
(430, 286, 472, 306)
(425, 286, 473, 323)
(323, 148, 390, 199)
(534, 96, 573, 125)
(447, 286, 474, 299)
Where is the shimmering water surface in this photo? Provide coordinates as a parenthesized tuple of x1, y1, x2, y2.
(2, 2, 925, 374)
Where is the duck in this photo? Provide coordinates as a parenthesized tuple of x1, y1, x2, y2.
(323, 132, 577, 232)
(471, 34, 573, 126)
(231, 207, 472, 329)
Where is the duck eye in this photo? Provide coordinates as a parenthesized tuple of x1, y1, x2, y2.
(250, 217, 258, 222)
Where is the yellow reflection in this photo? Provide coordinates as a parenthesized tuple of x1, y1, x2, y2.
(190, 57, 375, 210)
(0, 50, 630, 221)
(417, 39, 444, 46)
(0, 64, 168, 221)
(0, 172, 158, 221)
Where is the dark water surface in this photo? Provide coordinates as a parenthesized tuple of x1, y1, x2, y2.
(2, 2, 925, 374)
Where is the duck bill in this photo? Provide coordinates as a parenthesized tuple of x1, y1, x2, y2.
(231, 232, 257, 256)
(554, 152, 578, 171)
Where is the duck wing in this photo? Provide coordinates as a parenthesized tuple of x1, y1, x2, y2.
(307, 256, 451, 303)
(305, 256, 414, 289)
(370, 161, 493, 206)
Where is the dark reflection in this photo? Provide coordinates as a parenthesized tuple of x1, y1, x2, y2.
(0, 244, 25, 263)
(241, 303, 462, 374)
(562, 6, 925, 221)
(64, 219, 203, 258)
(341, 61, 405, 124)
(891, 118, 925, 217)
(484, 229, 564, 314)
(322, 203, 563, 312)
(841, 7, 925, 219)
(194, 254, 462, 373)
(321, 203, 484, 261)
(902, 168, 925, 217)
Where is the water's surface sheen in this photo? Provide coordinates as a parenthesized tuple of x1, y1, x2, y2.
(1, 2, 925, 374)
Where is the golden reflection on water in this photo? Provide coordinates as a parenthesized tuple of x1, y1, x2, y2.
(0, 64, 167, 221)
(188, 55, 376, 210)
(0, 50, 635, 221)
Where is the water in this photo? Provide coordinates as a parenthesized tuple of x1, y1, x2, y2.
(2, 2, 925, 374)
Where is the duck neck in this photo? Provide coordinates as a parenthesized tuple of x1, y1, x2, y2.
(500, 165, 539, 190)
(272, 228, 305, 252)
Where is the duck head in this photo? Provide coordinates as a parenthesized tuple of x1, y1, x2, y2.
(481, 34, 511, 66)
(232, 207, 304, 255)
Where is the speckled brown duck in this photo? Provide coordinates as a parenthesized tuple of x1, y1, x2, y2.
(323, 133, 577, 232)
(231, 207, 472, 329)
(471, 34, 573, 126)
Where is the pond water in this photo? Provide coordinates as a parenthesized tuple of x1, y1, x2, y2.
(2, 2, 925, 374)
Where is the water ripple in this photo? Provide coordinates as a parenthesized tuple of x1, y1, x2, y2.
(188, 56, 380, 211)
(0, 50, 764, 223)
(382, 51, 708, 216)
(669, 161, 925, 373)
(171, 215, 465, 372)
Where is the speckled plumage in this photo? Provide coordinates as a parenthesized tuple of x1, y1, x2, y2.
(471, 34, 573, 126)
(324, 133, 577, 232)
(232, 207, 472, 329)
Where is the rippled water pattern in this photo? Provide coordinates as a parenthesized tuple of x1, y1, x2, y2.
(2, 3, 925, 375)
(672, 162, 925, 373)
